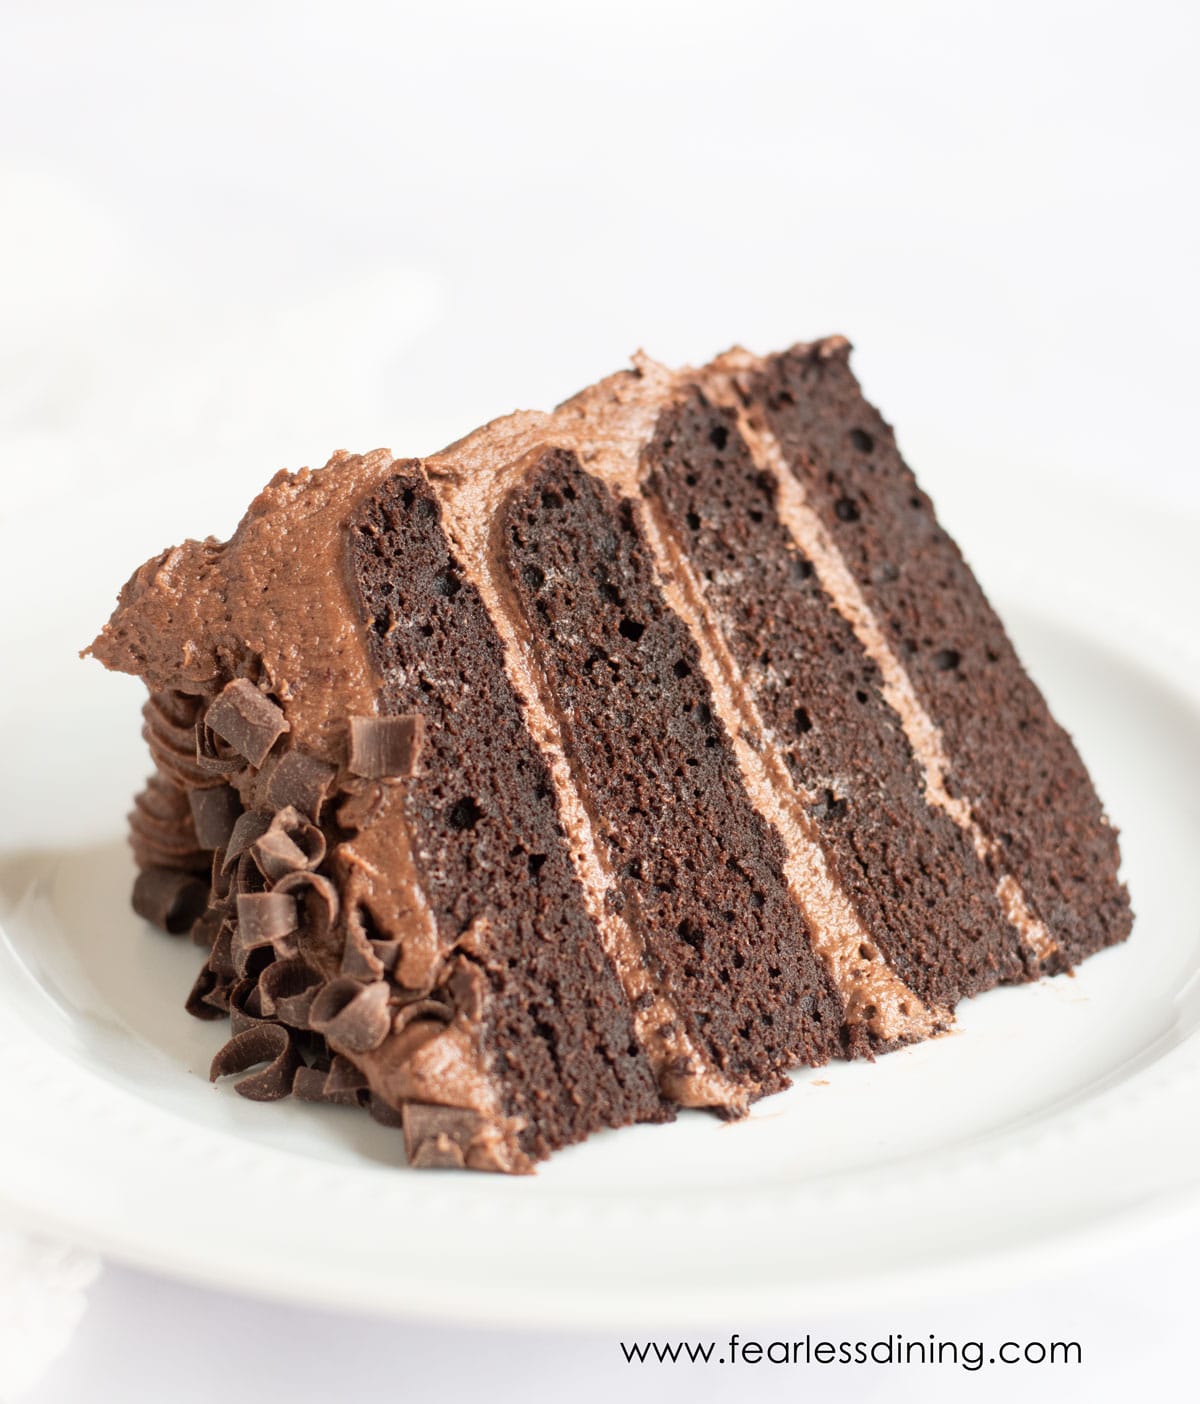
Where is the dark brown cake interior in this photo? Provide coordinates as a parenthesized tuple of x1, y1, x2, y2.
(351, 470, 668, 1160)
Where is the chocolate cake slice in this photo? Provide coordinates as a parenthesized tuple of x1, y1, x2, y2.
(87, 337, 1131, 1172)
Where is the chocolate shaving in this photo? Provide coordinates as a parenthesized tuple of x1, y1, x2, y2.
(234, 891, 298, 967)
(205, 678, 290, 769)
(209, 1024, 300, 1101)
(309, 977, 392, 1053)
(187, 784, 243, 851)
(190, 900, 228, 950)
(275, 870, 339, 962)
(368, 1095, 405, 1128)
(207, 919, 236, 982)
(325, 1054, 369, 1098)
(257, 956, 323, 1028)
(402, 1104, 483, 1170)
(210, 847, 233, 901)
(264, 750, 337, 818)
(228, 974, 267, 1033)
(250, 806, 325, 882)
(347, 714, 424, 780)
(131, 865, 208, 935)
(291, 1057, 365, 1106)
(194, 717, 244, 776)
(221, 810, 271, 872)
(292, 1065, 332, 1101)
(234, 849, 267, 898)
(185, 962, 226, 1021)
(341, 906, 386, 981)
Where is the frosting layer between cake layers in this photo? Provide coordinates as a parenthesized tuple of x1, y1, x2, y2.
(88, 338, 1132, 1172)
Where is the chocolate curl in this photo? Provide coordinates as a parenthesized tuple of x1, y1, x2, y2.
(275, 870, 340, 964)
(292, 1066, 333, 1101)
(190, 899, 229, 951)
(228, 974, 267, 1034)
(194, 717, 244, 777)
(250, 805, 326, 882)
(347, 714, 424, 780)
(402, 1104, 483, 1170)
(185, 962, 226, 1021)
(368, 1095, 405, 1128)
(221, 810, 271, 872)
(234, 850, 267, 898)
(131, 866, 209, 935)
(341, 905, 386, 981)
(257, 956, 323, 1028)
(292, 1054, 368, 1107)
(309, 978, 392, 1053)
(204, 678, 290, 768)
(325, 1054, 369, 1098)
(264, 750, 337, 819)
(206, 918, 237, 986)
(187, 783, 243, 851)
(210, 847, 233, 902)
(233, 891, 298, 972)
(210, 1024, 300, 1101)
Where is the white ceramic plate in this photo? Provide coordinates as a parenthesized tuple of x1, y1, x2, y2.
(1, 472, 1198, 1325)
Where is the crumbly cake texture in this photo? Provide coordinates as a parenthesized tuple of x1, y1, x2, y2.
(87, 337, 1132, 1173)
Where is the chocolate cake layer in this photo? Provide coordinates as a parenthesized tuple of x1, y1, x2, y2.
(501, 454, 846, 1091)
(350, 471, 669, 1159)
(746, 343, 1131, 971)
(647, 389, 1028, 1013)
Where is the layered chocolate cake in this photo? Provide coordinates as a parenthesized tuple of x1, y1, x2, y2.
(87, 337, 1131, 1172)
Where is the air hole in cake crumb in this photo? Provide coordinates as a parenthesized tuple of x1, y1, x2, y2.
(855, 689, 869, 704)
(541, 489, 564, 510)
(809, 788, 848, 821)
(527, 853, 547, 878)
(933, 649, 961, 671)
(835, 497, 861, 522)
(677, 920, 704, 953)
(748, 508, 764, 523)
(685, 512, 701, 532)
(849, 428, 875, 453)
(793, 555, 814, 581)
(448, 797, 483, 831)
(709, 424, 729, 451)
(599, 581, 621, 605)
(522, 564, 545, 590)
(433, 569, 461, 597)
(618, 617, 645, 642)
(419, 624, 434, 637)
(862, 1004, 878, 1021)
(910, 495, 923, 509)
(673, 658, 691, 679)
(794, 707, 813, 733)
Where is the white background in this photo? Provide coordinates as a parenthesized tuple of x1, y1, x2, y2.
(2, 0, 1198, 1399)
